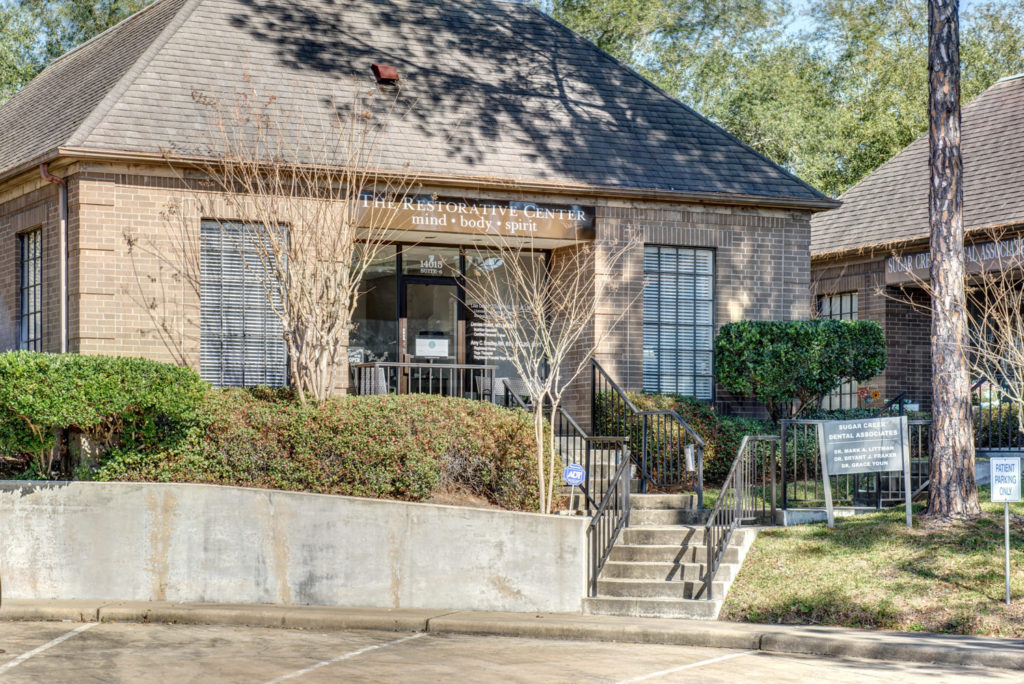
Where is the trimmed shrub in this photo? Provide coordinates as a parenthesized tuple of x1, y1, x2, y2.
(715, 320, 887, 423)
(0, 352, 206, 477)
(95, 390, 543, 511)
(595, 391, 771, 486)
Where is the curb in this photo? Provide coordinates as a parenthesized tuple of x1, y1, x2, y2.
(2, 600, 1023, 671)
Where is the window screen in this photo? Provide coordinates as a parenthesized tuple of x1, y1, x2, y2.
(643, 246, 715, 399)
(200, 221, 287, 387)
(819, 292, 858, 409)
(18, 228, 42, 352)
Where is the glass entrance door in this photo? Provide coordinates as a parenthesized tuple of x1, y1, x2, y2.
(400, 278, 464, 395)
(403, 280, 459, 363)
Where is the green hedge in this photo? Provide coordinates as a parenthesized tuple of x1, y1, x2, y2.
(95, 390, 543, 511)
(595, 391, 771, 486)
(0, 352, 206, 477)
(715, 320, 887, 422)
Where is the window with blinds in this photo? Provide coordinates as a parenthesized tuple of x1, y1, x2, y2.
(643, 245, 715, 400)
(200, 221, 287, 387)
(819, 292, 858, 409)
(18, 228, 42, 352)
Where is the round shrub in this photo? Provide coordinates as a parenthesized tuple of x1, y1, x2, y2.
(715, 320, 887, 422)
(0, 351, 206, 476)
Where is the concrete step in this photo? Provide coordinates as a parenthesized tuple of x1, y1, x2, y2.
(629, 493, 697, 510)
(599, 561, 736, 582)
(596, 577, 727, 600)
(607, 544, 741, 564)
(582, 596, 722, 620)
(629, 509, 709, 526)
(620, 526, 755, 546)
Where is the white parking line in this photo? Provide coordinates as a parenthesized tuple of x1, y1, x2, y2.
(0, 622, 98, 675)
(264, 632, 428, 683)
(615, 649, 758, 683)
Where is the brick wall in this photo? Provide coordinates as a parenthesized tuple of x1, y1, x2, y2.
(0, 179, 62, 353)
(591, 204, 814, 418)
(2, 161, 817, 421)
(885, 288, 932, 409)
(812, 256, 933, 410)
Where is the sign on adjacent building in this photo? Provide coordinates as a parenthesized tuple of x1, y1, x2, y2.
(817, 416, 912, 529)
(886, 235, 1024, 285)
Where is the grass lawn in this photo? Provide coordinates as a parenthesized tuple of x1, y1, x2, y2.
(721, 485, 1024, 637)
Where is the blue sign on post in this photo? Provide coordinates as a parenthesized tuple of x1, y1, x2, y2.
(563, 464, 586, 487)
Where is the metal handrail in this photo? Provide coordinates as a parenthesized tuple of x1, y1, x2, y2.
(591, 360, 705, 504)
(703, 435, 778, 600)
(587, 445, 631, 597)
(503, 379, 533, 411)
(353, 361, 497, 399)
(353, 361, 496, 370)
(875, 391, 908, 417)
(588, 365, 705, 444)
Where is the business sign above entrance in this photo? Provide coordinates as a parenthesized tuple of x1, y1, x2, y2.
(885, 235, 1024, 285)
(358, 195, 595, 241)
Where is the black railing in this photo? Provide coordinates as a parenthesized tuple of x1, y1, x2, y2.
(587, 444, 631, 597)
(591, 360, 704, 504)
(704, 436, 778, 600)
(972, 377, 1024, 452)
(875, 391, 908, 417)
(353, 362, 496, 400)
(780, 419, 930, 508)
(499, 378, 630, 592)
(546, 402, 627, 513)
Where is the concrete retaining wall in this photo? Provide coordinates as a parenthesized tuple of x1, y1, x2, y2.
(0, 482, 588, 613)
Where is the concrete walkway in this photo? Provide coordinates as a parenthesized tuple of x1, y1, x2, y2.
(2, 600, 1022, 672)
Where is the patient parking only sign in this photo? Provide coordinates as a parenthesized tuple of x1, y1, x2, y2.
(991, 457, 1021, 503)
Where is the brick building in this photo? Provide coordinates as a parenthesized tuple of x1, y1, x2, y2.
(0, 0, 835, 418)
(811, 73, 1024, 411)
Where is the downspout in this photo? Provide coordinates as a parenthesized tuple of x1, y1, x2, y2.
(40, 164, 68, 353)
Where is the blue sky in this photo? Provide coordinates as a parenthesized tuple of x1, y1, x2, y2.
(787, 0, 991, 35)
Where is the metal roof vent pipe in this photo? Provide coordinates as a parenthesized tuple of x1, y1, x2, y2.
(371, 64, 400, 86)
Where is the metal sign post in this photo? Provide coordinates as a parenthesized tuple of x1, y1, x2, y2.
(990, 457, 1021, 605)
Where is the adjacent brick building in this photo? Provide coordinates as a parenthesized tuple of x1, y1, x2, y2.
(0, 0, 835, 418)
(811, 73, 1024, 410)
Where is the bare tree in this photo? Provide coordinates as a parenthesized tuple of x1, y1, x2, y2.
(926, 0, 981, 519)
(462, 233, 637, 514)
(962, 230, 1024, 441)
(180, 75, 417, 402)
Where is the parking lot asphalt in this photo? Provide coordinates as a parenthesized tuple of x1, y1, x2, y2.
(0, 621, 1016, 683)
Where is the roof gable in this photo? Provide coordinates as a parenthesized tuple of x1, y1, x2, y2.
(0, 0, 192, 175)
(1, 0, 829, 205)
(811, 73, 1024, 255)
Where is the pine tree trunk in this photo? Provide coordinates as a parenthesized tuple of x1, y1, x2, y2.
(926, 0, 981, 520)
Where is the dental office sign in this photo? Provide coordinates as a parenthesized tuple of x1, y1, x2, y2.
(358, 194, 595, 240)
(886, 236, 1024, 285)
(818, 416, 912, 529)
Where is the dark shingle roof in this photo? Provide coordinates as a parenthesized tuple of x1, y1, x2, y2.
(0, 0, 829, 205)
(812, 73, 1024, 256)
